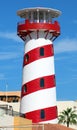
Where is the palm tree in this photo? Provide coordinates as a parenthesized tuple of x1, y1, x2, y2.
(58, 107, 77, 127)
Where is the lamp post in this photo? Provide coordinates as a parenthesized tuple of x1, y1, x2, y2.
(6, 83, 8, 103)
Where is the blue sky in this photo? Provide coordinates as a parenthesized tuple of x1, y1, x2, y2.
(0, 0, 77, 101)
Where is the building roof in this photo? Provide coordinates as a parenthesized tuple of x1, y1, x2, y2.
(0, 91, 20, 97)
(17, 7, 61, 18)
(44, 124, 74, 130)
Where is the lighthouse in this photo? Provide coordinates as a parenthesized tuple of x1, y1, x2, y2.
(17, 7, 61, 124)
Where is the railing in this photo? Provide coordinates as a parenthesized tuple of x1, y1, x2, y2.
(0, 107, 20, 116)
(0, 124, 44, 130)
(17, 19, 58, 25)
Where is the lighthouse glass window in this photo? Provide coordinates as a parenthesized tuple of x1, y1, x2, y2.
(39, 11, 43, 22)
(46, 12, 49, 22)
(33, 11, 37, 22)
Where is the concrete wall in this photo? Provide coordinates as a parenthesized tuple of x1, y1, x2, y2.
(57, 101, 77, 129)
(0, 115, 14, 130)
(57, 101, 77, 114)
(0, 115, 32, 130)
(14, 117, 32, 130)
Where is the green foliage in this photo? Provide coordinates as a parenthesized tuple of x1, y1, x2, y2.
(58, 108, 77, 127)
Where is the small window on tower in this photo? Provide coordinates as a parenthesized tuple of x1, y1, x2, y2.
(40, 78, 44, 87)
(24, 85, 27, 93)
(40, 109, 45, 119)
(25, 54, 29, 62)
(52, 44, 54, 54)
(40, 47, 44, 56)
(54, 75, 56, 84)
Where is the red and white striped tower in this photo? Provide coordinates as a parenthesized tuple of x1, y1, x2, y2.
(17, 7, 61, 124)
